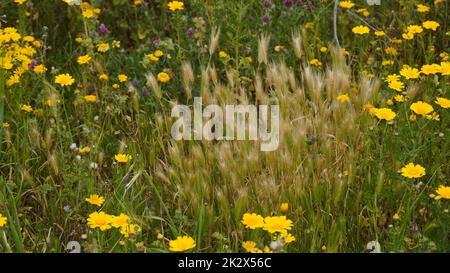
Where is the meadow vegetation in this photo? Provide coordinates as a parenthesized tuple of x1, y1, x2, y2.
(0, 0, 449, 253)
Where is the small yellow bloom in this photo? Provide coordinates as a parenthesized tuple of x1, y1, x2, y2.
(157, 72, 171, 83)
(407, 25, 423, 35)
(241, 213, 264, 229)
(87, 211, 113, 231)
(120, 224, 141, 238)
(118, 74, 128, 83)
(84, 95, 97, 103)
(168, 1, 184, 11)
(82, 9, 94, 18)
(400, 65, 420, 80)
(280, 203, 289, 213)
(435, 185, 450, 200)
(99, 74, 109, 81)
(115, 154, 132, 163)
(97, 43, 110, 53)
(388, 80, 404, 92)
(374, 31, 385, 37)
(410, 101, 434, 116)
(440, 61, 450, 75)
(219, 51, 229, 59)
(319, 47, 328, 53)
(337, 94, 350, 103)
(85, 194, 105, 206)
(385, 47, 398, 56)
(169, 236, 196, 252)
(339, 1, 355, 9)
(421, 64, 441, 75)
(422, 21, 440, 31)
(372, 108, 396, 121)
(33, 64, 47, 74)
(2, 122, 10, 128)
(263, 216, 293, 234)
(0, 213, 7, 227)
(77, 54, 91, 65)
(242, 241, 262, 253)
(402, 32, 414, 40)
(352, 25, 370, 35)
(112, 40, 121, 48)
(79, 146, 91, 155)
(400, 163, 426, 179)
(55, 73, 75, 87)
(435, 97, 450, 109)
(382, 60, 394, 66)
(394, 95, 406, 103)
(146, 54, 159, 62)
(21, 104, 33, 112)
(282, 233, 296, 244)
(309, 58, 322, 67)
(154, 50, 164, 57)
(416, 4, 430, 13)
(111, 213, 131, 228)
(82, 9, 94, 19)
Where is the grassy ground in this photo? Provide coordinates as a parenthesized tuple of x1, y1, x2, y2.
(0, 0, 449, 253)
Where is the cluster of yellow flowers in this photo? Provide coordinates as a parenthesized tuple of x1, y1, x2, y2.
(86, 195, 141, 238)
(0, 27, 42, 88)
(145, 50, 164, 63)
(241, 211, 295, 253)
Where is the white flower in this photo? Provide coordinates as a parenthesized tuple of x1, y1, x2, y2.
(70, 143, 77, 150)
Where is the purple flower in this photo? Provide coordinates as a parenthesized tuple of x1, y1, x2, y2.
(296, 0, 304, 8)
(263, 14, 270, 24)
(142, 87, 149, 97)
(152, 37, 160, 47)
(186, 27, 194, 38)
(285, 0, 293, 8)
(28, 59, 37, 69)
(99, 23, 109, 37)
(307, 0, 314, 11)
(63, 205, 71, 212)
(263, 0, 271, 8)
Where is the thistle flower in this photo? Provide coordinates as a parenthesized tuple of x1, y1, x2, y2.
(99, 23, 109, 36)
(285, 0, 293, 8)
(186, 27, 194, 38)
